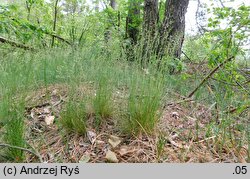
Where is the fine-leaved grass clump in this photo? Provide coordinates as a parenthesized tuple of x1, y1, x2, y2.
(3, 101, 25, 162)
(124, 74, 164, 135)
(93, 75, 114, 127)
(60, 99, 87, 135)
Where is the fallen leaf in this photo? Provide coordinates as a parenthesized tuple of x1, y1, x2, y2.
(45, 116, 55, 125)
(118, 146, 137, 156)
(108, 135, 121, 148)
(79, 154, 90, 163)
(105, 150, 118, 163)
(87, 131, 96, 144)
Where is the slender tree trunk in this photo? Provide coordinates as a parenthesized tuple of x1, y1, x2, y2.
(51, 0, 59, 47)
(157, 0, 189, 60)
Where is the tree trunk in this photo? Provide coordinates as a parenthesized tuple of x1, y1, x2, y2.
(110, 0, 117, 10)
(142, 0, 159, 64)
(143, 0, 159, 37)
(157, 0, 189, 60)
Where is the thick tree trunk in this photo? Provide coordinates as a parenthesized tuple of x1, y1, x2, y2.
(157, 0, 189, 60)
(143, 0, 159, 37)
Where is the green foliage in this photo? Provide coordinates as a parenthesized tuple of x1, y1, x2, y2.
(206, 4, 249, 61)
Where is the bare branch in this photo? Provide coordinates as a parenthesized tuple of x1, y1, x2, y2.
(187, 56, 234, 98)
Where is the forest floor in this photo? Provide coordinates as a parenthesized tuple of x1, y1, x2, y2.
(23, 84, 248, 163)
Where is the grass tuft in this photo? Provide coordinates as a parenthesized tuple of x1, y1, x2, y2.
(59, 99, 87, 135)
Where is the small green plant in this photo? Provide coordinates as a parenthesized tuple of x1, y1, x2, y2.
(60, 100, 87, 135)
(156, 134, 167, 161)
(93, 76, 113, 127)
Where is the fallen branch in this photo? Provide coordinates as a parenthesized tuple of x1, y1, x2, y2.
(187, 56, 234, 98)
(0, 143, 43, 162)
(0, 36, 35, 50)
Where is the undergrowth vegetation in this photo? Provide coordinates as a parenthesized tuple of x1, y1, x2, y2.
(0, 44, 248, 162)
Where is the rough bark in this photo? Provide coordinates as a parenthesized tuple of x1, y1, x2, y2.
(142, 0, 159, 64)
(157, 0, 189, 60)
(143, 0, 159, 36)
